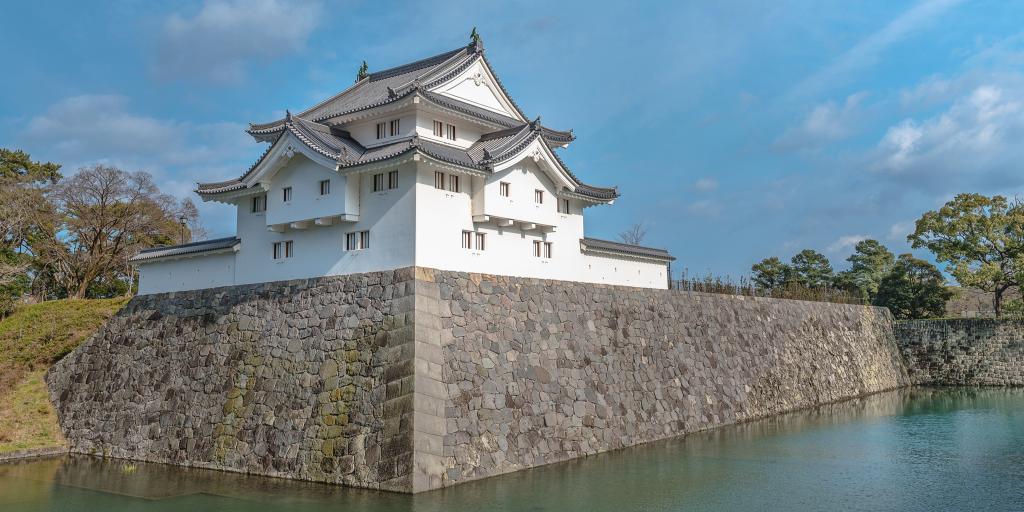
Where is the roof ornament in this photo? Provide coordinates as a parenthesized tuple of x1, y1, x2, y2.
(482, 148, 493, 161)
(472, 71, 485, 86)
(530, 115, 542, 131)
(285, 109, 292, 121)
(355, 60, 369, 83)
(387, 86, 398, 99)
(410, 79, 421, 91)
(470, 27, 483, 52)
(410, 134, 420, 148)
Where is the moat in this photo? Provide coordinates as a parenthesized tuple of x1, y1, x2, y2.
(3, 387, 1022, 511)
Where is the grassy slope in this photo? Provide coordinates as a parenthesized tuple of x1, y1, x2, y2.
(0, 297, 128, 453)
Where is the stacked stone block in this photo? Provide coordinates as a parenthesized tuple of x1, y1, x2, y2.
(896, 319, 1024, 386)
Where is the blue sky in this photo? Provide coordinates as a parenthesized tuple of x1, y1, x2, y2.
(2, 0, 1023, 278)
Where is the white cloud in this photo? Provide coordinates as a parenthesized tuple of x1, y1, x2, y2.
(827, 234, 869, 254)
(693, 178, 718, 192)
(155, 0, 322, 83)
(887, 221, 915, 241)
(791, 0, 963, 98)
(874, 85, 1024, 179)
(776, 92, 868, 150)
(20, 94, 255, 237)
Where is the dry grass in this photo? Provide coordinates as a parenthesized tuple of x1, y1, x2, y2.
(0, 297, 127, 453)
(0, 369, 65, 452)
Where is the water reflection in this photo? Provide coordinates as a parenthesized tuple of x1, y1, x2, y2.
(1, 388, 1023, 512)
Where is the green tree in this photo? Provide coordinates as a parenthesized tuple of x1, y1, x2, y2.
(874, 254, 952, 319)
(0, 149, 61, 315)
(834, 239, 895, 301)
(908, 193, 1024, 317)
(789, 249, 833, 288)
(751, 256, 790, 290)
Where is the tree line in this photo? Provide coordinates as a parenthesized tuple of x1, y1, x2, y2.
(0, 148, 201, 315)
(750, 193, 1024, 319)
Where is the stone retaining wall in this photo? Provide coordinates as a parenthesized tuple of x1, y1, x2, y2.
(895, 319, 1024, 386)
(426, 269, 909, 488)
(47, 269, 421, 492)
(47, 267, 911, 493)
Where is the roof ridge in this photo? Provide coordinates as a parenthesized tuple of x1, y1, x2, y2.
(368, 45, 470, 81)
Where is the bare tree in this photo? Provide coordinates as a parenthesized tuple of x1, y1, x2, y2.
(34, 165, 202, 298)
(618, 222, 648, 246)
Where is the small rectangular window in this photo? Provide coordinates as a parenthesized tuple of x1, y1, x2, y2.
(446, 124, 456, 141)
(499, 182, 510, 197)
(273, 242, 282, 259)
(376, 122, 386, 140)
(448, 174, 460, 193)
(319, 179, 330, 195)
(461, 231, 472, 249)
(434, 171, 445, 190)
(475, 232, 486, 251)
(373, 173, 385, 192)
(345, 231, 369, 251)
(273, 241, 292, 259)
(534, 189, 543, 204)
(433, 120, 444, 137)
(283, 187, 292, 202)
(389, 119, 400, 137)
(285, 240, 294, 258)
(388, 170, 399, 189)
(533, 240, 542, 257)
(558, 198, 570, 214)
(544, 242, 552, 258)
(251, 194, 266, 213)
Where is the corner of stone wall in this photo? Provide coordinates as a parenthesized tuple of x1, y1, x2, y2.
(410, 267, 447, 493)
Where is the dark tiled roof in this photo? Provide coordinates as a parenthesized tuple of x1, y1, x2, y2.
(131, 237, 240, 262)
(580, 238, 675, 261)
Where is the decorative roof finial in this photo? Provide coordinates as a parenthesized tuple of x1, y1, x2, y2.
(470, 27, 483, 52)
(285, 109, 292, 121)
(482, 148, 492, 161)
(530, 115, 542, 131)
(356, 60, 369, 82)
(410, 134, 420, 148)
(387, 86, 397, 99)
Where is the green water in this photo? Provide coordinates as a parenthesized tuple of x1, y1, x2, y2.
(2, 388, 1023, 511)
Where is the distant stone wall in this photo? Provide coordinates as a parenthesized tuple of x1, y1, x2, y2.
(48, 268, 912, 493)
(896, 319, 1024, 386)
(425, 269, 910, 488)
(47, 269, 421, 492)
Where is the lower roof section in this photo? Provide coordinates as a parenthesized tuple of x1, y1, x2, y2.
(579, 237, 675, 262)
(130, 237, 241, 263)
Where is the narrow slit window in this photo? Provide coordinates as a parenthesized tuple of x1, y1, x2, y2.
(433, 120, 444, 137)
(533, 240, 542, 257)
(388, 170, 399, 189)
(389, 119, 400, 137)
(499, 182, 510, 197)
(448, 174, 460, 193)
(283, 187, 292, 202)
(534, 189, 543, 204)
(285, 240, 294, 258)
(251, 194, 266, 213)
(319, 179, 330, 195)
(373, 173, 385, 192)
(544, 242, 552, 258)
(273, 242, 282, 260)
(434, 171, 445, 190)
(446, 124, 456, 141)
(461, 231, 472, 249)
(376, 122, 386, 140)
(360, 230, 370, 249)
(558, 198, 570, 214)
(475, 232, 486, 251)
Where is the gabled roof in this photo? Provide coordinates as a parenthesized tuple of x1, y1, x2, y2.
(130, 237, 240, 262)
(248, 40, 530, 139)
(580, 238, 675, 262)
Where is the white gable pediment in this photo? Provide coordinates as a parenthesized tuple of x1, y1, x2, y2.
(432, 60, 524, 121)
(492, 138, 574, 191)
(246, 132, 338, 188)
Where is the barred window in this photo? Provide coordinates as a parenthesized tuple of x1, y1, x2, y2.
(434, 171, 445, 190)
(251, 194, 266, 213)
(499, 182, 510, 197)
(273, 241, 293, 259)
(373, 173, 385, 192)
(474, 232, 486, 251)
(558, 198, 570, 214)
(283, 187, 292, 202)
(388, 170, 399, 189)
(448, 174, 460, 193)
(461, 231, 472, 249)
(389, 119, 400, 137)
(534, 189, 543, 204)
(376, 122, 386, 140)
(319, 179, 330, 195)
(346, 231, 370, 251)
(446, 124, 456, 141)
(433, 120, 444, 137)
